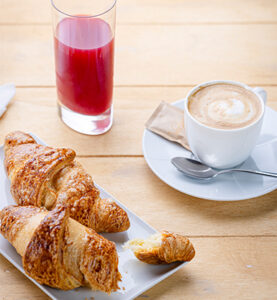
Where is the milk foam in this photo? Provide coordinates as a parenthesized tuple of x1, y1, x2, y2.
(221, 98, 245, 116)
(188, 84, 261, 129)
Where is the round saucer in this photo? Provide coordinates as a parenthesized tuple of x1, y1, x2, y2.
(143, 99, 277, 201)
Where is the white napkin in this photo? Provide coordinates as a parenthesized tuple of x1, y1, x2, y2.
(0, 83, 16, 117)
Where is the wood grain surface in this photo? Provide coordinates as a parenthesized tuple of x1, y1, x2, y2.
(0, 87, 276, 155)
(1, 24, 277, 86)
(1, 0, 277, 24)
(0, 0, 277, 299)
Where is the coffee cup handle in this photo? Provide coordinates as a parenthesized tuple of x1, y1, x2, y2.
(252, 87, 267, 104)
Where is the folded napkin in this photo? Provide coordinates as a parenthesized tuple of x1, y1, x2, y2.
(0, 83, 15, 117)
(145, 101, 191, 151)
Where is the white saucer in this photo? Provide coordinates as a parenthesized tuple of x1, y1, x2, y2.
(143, 99, 277, 201)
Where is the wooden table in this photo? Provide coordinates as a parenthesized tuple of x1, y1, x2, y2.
(1, 0, 277, 299)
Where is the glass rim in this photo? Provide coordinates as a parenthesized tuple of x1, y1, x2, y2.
(50, 0, 116, 18)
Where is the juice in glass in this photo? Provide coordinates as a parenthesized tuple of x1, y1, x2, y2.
(51, 0, 116, 135)
(55, 17, 114, 116)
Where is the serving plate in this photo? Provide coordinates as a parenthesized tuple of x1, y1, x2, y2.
(0, 134, 186, 300)
(143, 99, 277, 201)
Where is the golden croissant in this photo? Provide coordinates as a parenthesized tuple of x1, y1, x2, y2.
(124, 231, 195, 264)
(0, 205, 121, 292)
(4, 131, 130, 233)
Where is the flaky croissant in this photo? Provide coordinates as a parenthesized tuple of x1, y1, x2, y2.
(124, 231, 195, 264)
(0, 205, 121, 292)
(4, 131, 130, 233)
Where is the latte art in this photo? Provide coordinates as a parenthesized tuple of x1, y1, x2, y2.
(188, 84, 262, 129)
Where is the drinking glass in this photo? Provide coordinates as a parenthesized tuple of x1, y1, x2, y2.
(51, 0, 116, 135)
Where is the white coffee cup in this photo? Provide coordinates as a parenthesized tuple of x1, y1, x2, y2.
(184, 80, 267, 169)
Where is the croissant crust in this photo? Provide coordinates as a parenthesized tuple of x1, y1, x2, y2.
(126, 230, 195, 264)
(4, 131, 130, 233)
(23, 206, 75, 289)
(0, 205, 121, 292)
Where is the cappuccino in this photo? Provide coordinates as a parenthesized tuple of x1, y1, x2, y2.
(188, 83, 262, 129)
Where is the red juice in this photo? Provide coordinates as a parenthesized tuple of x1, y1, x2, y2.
(54, 17, 114, 116)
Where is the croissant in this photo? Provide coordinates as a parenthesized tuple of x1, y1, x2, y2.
(4, 131, 130, 233)
(124, 231, 195, 264)
(0, 205, 121, 292)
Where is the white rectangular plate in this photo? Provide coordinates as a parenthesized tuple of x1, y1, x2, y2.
(0, 134, 186, 300)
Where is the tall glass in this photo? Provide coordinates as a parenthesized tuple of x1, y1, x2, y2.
(51, 0, 116, 135)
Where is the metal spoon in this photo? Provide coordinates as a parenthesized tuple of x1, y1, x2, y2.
(171, 157, 277, 179)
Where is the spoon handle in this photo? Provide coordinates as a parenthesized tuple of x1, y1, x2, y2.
(218, 169, 277, 178)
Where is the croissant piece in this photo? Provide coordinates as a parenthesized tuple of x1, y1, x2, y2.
(4, 131, 130, 233)
(0, 205, 121, 292)
(124, 231, 195, 264)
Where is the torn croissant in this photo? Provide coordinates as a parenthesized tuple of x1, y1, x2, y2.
(124, 231, 195, 264)
(0, 205, 121, 292)
(4, 131, 130, 233)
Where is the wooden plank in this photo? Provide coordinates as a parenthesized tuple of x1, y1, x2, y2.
(8, 86, 277, 109)
(0, 87, 276, 156)
(145, 237, 277, 299)
(0, 237, 276, 299)
(1, 25, 277, 86)
(1, 0, 277, 24)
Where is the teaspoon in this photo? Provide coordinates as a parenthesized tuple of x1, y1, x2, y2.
(171, 157, 277, 179)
